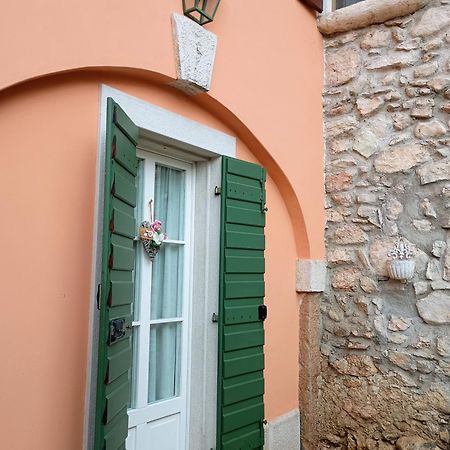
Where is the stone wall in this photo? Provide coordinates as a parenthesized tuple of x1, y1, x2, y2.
(321, 1, 450, 448)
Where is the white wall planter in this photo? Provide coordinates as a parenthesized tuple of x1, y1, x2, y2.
(387, 237, 416, 281)
(388, 260, 416, 281)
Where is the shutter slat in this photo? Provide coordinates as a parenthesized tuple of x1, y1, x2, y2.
(113, 127, 138, 175)
(104, 412, 129, 450)
(226, 230, 265, 250)
(224, 301, 261, 325)
(218, 156, 266, 450)
(222, 423, 263, 450)
(224, 323, 264, 352)
(105, 374, 130, 423)
(109, 271, 134, 307)
(112, 163, 137, 207)
(111, 198, 135, 238)
(226, 158, 264, 180)
(107, 342, 132, 383)
(224, 274, 265, 298)
(223, 372, 264, 405)
(226, 205, 265, 227)
(113, 104, 139, 145)
(225, 255, 264, 274)
(222, 397, 264, 433)
(223, 347, 265, 379)
(226, 182, 262, 204)
(110, 234, 134, 271)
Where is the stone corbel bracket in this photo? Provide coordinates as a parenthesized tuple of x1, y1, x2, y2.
(171, 13, 218, 95)
(317, 0, 431, 35)
(296, 260, 327, 293)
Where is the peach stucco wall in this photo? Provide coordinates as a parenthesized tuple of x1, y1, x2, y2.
(0, 2, 323, 449)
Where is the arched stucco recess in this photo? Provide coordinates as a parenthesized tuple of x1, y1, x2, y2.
(1, 66, 312, 259)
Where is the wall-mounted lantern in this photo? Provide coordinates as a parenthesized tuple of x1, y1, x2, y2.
(387, 237, 416, 281)
(183, 0, 222, 25)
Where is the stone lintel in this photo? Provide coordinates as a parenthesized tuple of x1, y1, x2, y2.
(171, 13, 217, 95)
(317, 0, 431, 35)
(296, 260, 327, 293)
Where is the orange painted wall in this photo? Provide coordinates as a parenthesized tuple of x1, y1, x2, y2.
(0, 1, 323, 449)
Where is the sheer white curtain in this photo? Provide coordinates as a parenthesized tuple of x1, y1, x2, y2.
(148, 165, 185, 403)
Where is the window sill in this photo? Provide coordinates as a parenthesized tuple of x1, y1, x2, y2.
(317, 0, 431, 35)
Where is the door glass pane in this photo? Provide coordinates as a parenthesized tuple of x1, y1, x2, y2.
(154, 164, 185, 241)
(129, 327, 139, 409)
(150, 244, 184, 320)
(148, 322, 181, 403)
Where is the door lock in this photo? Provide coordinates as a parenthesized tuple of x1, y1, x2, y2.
(108, 318, 127, 344)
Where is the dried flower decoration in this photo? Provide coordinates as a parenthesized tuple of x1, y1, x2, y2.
(139, 200, 167, 261)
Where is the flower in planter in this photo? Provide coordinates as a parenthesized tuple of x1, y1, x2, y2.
(139, 220, 168, 260)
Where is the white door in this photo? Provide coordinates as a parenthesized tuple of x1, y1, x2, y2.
(126, 151, 193, 450)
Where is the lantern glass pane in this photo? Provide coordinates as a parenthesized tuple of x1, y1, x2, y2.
(183, 0, 195, 10)
(200, 0, 218, 18)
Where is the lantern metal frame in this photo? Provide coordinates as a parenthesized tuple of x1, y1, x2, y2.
(182, 0, 221, 25)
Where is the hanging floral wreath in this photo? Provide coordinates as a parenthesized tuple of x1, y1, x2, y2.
(139, 201, 168, 261)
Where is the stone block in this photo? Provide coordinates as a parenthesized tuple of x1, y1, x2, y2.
(296, 260, 326, 293)
(326, 46, 361, 87)
(414, 119, 447, 139)
(264, 409, 300, 450)
(412, 5, 450, 37)
(374, 144, 430, 173)
(416, 292, 450, 324)
(416, 158, 450, 184)
(171, 14, 217, 95)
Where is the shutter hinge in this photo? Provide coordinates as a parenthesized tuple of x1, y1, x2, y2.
(259, 178, 267, 212)
(96, 283, 102, 310)
(212, 313, 219, 323)
(214, 186, 221, 196)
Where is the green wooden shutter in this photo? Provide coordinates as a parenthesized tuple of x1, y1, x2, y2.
(94, 98, 138, 450)
(217, 156, 267, 450)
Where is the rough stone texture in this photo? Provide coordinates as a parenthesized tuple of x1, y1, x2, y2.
(325, 172, 353, 192)
(171, 13, 217, 95)
(326, 46, 361, 87)
(330, 355, 378, 377)
(416, 158, 450, 184)
(353, 117, 388, 158)
(414, 119, 447, 138)
(412, 5, 450, 37)
(357, 97, 384, 116)
(365, 53, 420, 70)
(321, 2, 450, 449)
(374, 144, 430, 173)
(326, 115, 358, 139)
(334, 224, 368, 245)
(416, 292, 450, 324)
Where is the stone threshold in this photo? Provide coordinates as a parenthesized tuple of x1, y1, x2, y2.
(317, 0, 431, 35)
